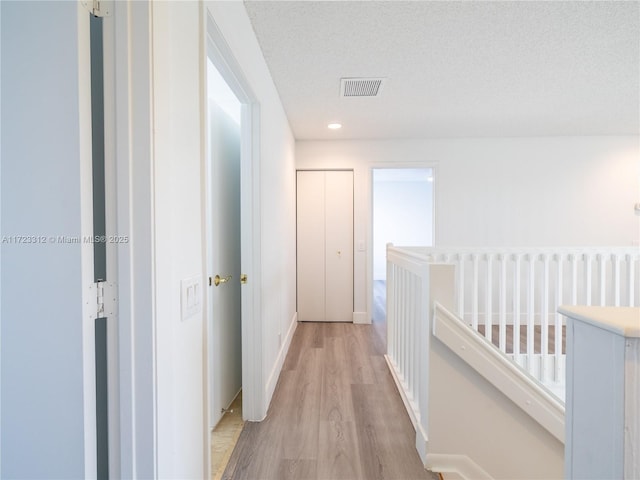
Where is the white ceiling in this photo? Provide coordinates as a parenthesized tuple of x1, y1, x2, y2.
(243, 1, 640, 140)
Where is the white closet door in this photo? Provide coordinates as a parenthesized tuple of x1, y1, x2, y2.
(296, 170, 353, 322)
(324, 170, 353, 321)
(296, 171, 326, 321)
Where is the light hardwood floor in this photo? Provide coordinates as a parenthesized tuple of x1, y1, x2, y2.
(222, 319, 439, 480)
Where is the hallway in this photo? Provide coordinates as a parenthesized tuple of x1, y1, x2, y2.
(222, 320, 438, 480)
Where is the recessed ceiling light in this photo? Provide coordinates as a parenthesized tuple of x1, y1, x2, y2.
(327, 123, 342, 130)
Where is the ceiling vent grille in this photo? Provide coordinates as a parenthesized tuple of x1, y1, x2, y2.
(340, 77, 385, 97)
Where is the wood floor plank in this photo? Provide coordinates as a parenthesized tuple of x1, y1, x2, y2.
(345, 327, 377, 384)
(352, 383, 433, 480)
(324, 321, 346, 338)
(282, 324, 312, 371)
(311, 322, 324, 348)
(280, 345, 321, 460)
(221, 422, 273, 480)
(317, 420, 364, 480)
(320, 336, 355, 422)
(370, 353, 393, 384)
(278, 459, 317, 480)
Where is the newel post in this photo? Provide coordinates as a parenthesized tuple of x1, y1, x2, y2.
(415, 262, 456, 464)
(560, 305, 640, 479)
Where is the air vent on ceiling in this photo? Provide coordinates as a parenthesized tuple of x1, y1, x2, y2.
(340, 77, 385, 97)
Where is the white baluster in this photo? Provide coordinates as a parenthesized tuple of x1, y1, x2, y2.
(395, 266, 401, 363)
(402, 269, 409, 379)
(457, 254, 465, 319)
(570, 254, 578, 304)
(387, 262, 393, 357)
(392, 266, 398, 368)
(486, 253, 493, 344)
(412, 274, 418, 400)
(513, 254, 521, 359)
(472, 253, 479, 330)
(613, 254, 621, 307)
(408, 270, 413, 385)
(499, 253, 507, 353)
(628, 254, 636, 306)
(585, 253, 593, 305)
(395, 265, 400, 363)
(598, 253, 606, 306)
(555, 253, 564, 383)
(541, 253, 550, 383)
(527, 254, 535, 375)
(398, 268, 405, 375)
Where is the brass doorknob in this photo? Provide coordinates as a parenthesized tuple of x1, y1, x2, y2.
(211, 274, 232, 287)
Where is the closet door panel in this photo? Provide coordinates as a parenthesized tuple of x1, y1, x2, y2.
(324, 171, 353, 322)
(296, 171, 326, 321)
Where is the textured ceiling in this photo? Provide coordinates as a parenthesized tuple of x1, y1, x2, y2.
(243, 1, 640, 140)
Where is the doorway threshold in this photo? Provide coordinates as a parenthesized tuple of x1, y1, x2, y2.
(212, 391, 244, 480)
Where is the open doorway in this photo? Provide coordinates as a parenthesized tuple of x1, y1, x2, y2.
(206, 56, 243, 478)
(204, 13, 263, 479)
(372, 168, 434, 330)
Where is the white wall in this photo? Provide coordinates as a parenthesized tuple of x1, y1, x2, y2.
(297, 136, 640, 317)
(1, 2, 91, 477)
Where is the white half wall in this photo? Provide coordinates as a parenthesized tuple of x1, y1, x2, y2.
(296, 136, 640, 317)
(429, 332, 564, 479)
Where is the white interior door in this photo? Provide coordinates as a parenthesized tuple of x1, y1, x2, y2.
(296, 171, 326, 321)
(208, 99, 242, 428)
(296, 170, 353, 322)
(325, 170, 353, 321)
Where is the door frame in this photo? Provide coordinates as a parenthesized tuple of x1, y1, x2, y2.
(367, 163, 438, 327)
(202, 0, 263, 450)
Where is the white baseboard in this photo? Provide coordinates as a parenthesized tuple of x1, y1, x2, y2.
(426, 454, 493, 480)
(385, 355, 429, 465)
(265, 312, 298, 405)
(415, 423, 429, 466)
(353, 311, 370, 324)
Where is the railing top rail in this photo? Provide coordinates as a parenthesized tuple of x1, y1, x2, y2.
(389, 245, 640, 262)
(387, 244, 433, 263)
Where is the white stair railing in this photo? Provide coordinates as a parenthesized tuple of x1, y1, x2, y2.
(385, 245, 432, 460)
(385, 244, 566, 477)
(396, 246, 639, 388)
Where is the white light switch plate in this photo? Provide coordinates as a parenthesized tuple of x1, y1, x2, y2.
(181, 276, 202, 321)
